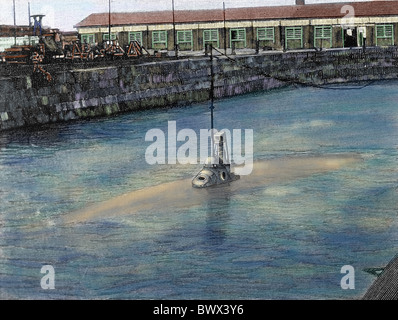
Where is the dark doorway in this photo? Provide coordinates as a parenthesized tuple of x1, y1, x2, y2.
(343, 28, 357, 48)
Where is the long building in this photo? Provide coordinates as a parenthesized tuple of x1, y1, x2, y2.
(75, 1, 398, 52)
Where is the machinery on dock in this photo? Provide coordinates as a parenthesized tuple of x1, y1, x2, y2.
(2, 36, 150, 83)
(2, 45, 32, 64)
(1, 11, 150, 83)
(3, 37, 149, 64)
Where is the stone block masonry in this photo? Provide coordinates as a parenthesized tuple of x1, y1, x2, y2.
(1, 47, 398, 131)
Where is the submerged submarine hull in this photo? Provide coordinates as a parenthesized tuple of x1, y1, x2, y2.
(192, 163, 240, 188)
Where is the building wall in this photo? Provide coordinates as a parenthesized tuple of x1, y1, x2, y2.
(78, 19, 398, 52)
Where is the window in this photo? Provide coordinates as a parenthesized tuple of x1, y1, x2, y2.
(230, 28, 246, 48)
(285, 26, 303, 49)
(314, 26, 332, 48)
(177, 30, 193, 50)
(376, 24, 394, 46)
(152, 30, 168, 49)
(129, 31, 143, 45)
(102, 33, 117, 41)
(203, 29, 219, 48)
(257, 27, 275, 42)
(81, 34, 95, 44)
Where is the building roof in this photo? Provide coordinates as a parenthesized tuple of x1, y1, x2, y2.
(75, 1, 398, 28)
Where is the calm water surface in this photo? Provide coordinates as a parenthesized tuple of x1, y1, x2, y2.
(1, 81, 398, 299)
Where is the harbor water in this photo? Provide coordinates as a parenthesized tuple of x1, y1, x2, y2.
(1, 80, 398, 299)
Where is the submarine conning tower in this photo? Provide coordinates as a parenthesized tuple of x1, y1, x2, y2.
(192, 131, 240, 188)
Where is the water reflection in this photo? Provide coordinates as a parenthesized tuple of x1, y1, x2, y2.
(0, 125, 63, 148)
(204, 186, 231, 246)
(0, 134, 7, 150)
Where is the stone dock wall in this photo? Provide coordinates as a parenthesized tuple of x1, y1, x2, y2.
(1, 47, 398, 131)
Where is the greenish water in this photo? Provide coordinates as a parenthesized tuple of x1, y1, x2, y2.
(1, 81, 398, 299)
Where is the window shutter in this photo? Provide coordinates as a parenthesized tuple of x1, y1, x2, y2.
(323, 27, 331, 38)
(153, 32, 159, 43)
(231, 29, 245, 41)
(177, 31, 192, 44)
(185, 31, 192, 43)
(286, 28, 294, 39)
(162, 31, 167, 43)
(286, 27, 302, 40)
(294, 27, 301, 39)
(258, 28, 266, 40)
(265, 28, 274, 40)
(385, 25, 393, 37)
(376, 25, 393, 38)
(130, 32, 142, 44)
(376, 25, 384, 37)
(258, 28, 274, 41)
(153, 31, 167, 44)
(204, 30, 209, 42)
(211, 30, 218, 41)
(238, 29, 245, 40)
(177, 31, 184, 43)
(315, 26, 331, 39)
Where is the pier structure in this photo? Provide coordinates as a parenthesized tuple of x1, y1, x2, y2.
(1, 46, 398, 131)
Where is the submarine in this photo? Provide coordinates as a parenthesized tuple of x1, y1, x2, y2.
(191, 44, 240, 188)
(192, 131, 240, 188)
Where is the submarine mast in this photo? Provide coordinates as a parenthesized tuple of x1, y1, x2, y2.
(191, 44, 240, 188)
(209, 44, 215, 159)
(209, 45, 214, 130)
